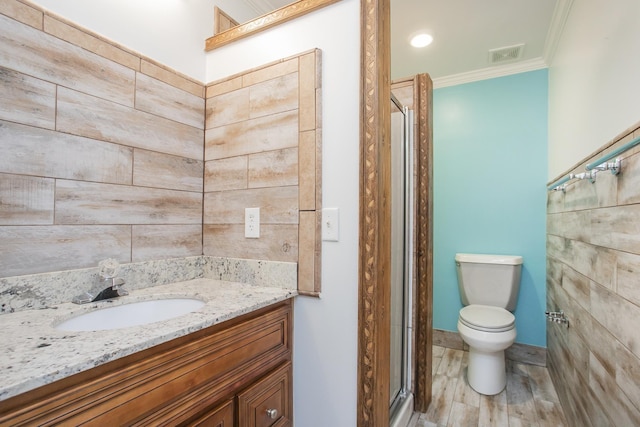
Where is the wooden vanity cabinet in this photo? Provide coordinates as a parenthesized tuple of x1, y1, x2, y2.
(187, 398, 234, 427)
(0, 299, 293, 427)
(237, 362, 291, 427)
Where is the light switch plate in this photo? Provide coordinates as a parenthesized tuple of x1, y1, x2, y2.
(245, 207, 260, 238)
(322, 208, 339, 241)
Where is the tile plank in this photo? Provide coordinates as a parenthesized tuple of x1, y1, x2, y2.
(424, 374, 458, 426)
(533, 399, 567, 427)
(206, 76, 242, 98)
(617, 150, 640, 205)
(588, 352, 640, 427)
(506, 373, 537, 423)
(547, 235, 616, 291)
(204, 157, 248, 192)
(43, 15, 139, 70)
(133, 149, 203, 192)
(616, 342, 640, 411)
(132, 224, 202, 262)
(205, 110, 298, 160)
(433, 328, 466, 351)
(0, 14, 134, 105)
(203, 186, 298, 225)
(525, 364, 560, 403)
(478, 391, 508, 427)
(298, 130, 316, 210)
(135, 73, 204, 129)
(203, 224, 298, 263)
(0, 173, 54, 225)
(0, 67, 55, 129)
(590, 204, 640, 254)
(298, 52, 316, 132)
(454, 354, 481, 408)
(446, 401, 478, 427)
(57, 87, 203, 160)
(505, 343, 546, 367)
(205, 86, 250, 129)
(298, 211, 316, 294)
(437, 348, 463, 378)
(563, 169, 617, 211)
(0, 225, 131, 277)
(616, 250, 640, 306)
(140, 59, 203, 97)
(0, 0, 42, 29)
(55, 180, 202, 225)
(0, 120, 133, 185)
(590, 281, 640, 358)
(249, 72, 298, 119)
(248, 147, 298, 189)
(242, 58, 298, 87)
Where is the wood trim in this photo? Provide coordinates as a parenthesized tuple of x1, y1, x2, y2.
(358, 2, 433, 423)
(412, 73, 433, 413)
(205, 0, 342, 51)
(357, 0, 391, 425)
(214, 6, 239, 34)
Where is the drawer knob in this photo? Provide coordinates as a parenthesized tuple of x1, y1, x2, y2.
(266, 408, 278, 419)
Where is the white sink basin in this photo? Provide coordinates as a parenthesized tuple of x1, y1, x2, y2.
(55, 298, 205, 331)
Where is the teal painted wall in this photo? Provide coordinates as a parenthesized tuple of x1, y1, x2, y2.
(433, 69, 548, 347)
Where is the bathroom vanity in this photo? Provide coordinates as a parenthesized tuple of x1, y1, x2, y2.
(0, 279, 295, 426)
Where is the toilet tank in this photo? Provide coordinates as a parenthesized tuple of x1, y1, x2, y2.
(455, 253, 523, 311)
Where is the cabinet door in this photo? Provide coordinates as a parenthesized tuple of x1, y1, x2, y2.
(187, 399, 234, 427)
(237, 362, 292, 427)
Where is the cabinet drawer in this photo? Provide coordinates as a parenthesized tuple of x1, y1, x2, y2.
(238, 362, 292, 427)
(187, 399, 233, 427)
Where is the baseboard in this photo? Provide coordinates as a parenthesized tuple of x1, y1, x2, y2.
(433, 329, 547, 366)
(433, 328, 466, 350)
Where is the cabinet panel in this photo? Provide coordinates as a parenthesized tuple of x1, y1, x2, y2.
(238, 362, 292, 427)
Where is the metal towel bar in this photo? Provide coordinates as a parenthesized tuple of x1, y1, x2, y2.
(548, 135, 640, 191)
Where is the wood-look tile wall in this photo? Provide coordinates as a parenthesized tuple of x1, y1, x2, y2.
(0, 1, 205, 277)
(204, 51, 322, 294)
(547, 124, 640, 426)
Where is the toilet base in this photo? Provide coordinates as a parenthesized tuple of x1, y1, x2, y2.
(467, 348, 506, 395)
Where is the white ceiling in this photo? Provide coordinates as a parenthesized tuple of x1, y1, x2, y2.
(391, 0, 560, 84)
(252, 0, 563, 86)
(247, 0, 293, 16)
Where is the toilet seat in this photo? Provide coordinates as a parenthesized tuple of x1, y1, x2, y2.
(459, 305, 515, 333)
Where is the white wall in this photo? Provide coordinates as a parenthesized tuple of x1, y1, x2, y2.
(548, 0, 640, 180)
(29, 0, 259, 82)
(206, 2, 360, 425)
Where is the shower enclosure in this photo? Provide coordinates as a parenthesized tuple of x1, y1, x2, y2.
(390, 93, 414, 426)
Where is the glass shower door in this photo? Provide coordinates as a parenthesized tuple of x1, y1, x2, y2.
(390, 94, 413, 422)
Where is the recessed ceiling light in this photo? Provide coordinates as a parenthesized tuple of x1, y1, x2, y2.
(410, 33, 433, 48)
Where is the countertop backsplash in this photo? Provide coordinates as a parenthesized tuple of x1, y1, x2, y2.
(0, 256, 297, 314)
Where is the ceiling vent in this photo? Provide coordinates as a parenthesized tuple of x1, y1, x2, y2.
(488, 44, 525, 64)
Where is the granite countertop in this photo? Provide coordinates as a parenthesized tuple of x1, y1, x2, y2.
(0, 278, 297, 401)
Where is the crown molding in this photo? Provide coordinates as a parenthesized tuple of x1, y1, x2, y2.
(543, 0, 575, 65)
(432, 0, 574, 89)
(432, 57, 548, 89)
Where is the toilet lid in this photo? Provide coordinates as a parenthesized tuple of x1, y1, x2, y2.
(459, 305, 515, 333)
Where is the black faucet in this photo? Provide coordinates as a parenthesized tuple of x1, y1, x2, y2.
(72, 276, 128, 304)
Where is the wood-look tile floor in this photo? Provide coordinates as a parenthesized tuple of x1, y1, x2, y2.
(408, 346, 568, 427)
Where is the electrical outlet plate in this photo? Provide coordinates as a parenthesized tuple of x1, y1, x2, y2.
(245, 207, 260, 238)
(322, 208, 339, 241)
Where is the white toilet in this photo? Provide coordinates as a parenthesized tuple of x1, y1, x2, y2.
(455, 253, 523, 395)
